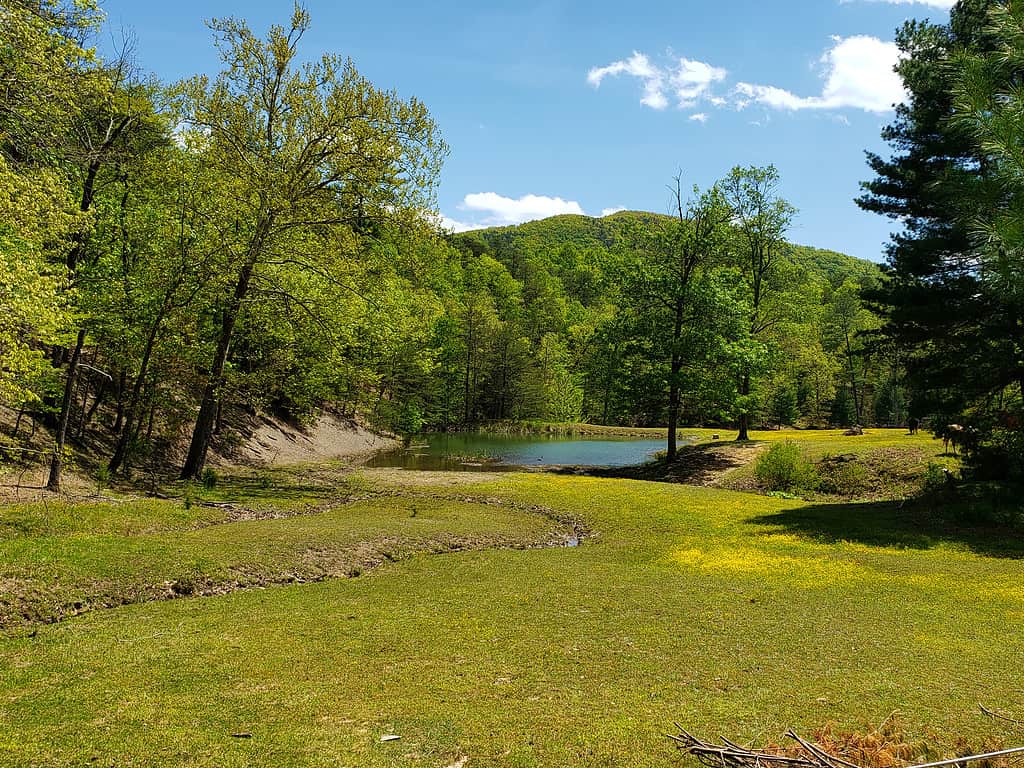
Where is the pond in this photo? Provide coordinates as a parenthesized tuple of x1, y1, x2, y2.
(365, 432, 670, 471)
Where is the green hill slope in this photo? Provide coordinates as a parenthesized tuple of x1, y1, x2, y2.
(453, 211, 882, 289)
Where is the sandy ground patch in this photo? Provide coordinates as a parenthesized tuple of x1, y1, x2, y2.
(219, 412, 399, 467)
(357, 467, 508, 487)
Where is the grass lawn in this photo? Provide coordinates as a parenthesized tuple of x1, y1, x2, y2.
(1, 440, 1022, 767)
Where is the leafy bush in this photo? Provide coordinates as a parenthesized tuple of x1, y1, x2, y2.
(201, 468, 218, 489)
(93, 465, 111, 489)
(754, 441, 819, 492)
(396, 403, 424, 436)
(922, 462, 949, 492)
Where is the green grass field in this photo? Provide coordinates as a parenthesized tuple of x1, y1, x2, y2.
(1, 430, 1021, 767)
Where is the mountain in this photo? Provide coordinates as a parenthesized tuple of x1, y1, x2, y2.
(452, 211, 882, 290)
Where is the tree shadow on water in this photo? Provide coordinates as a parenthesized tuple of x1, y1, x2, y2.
(747, 500, 1024, 559)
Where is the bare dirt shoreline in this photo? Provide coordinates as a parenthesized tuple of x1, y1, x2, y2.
(222, 411, 400, 468)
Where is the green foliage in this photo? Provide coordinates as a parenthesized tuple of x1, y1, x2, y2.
(0, 0, 895, 483)
(770, 386, 799, 427)
(922, 461, 949, 493)
(860, 0, 1024, 484)
(0, 158, 74, 404)
(754, 441, 819, 491)
(967, 428, 1024, 483)
(200, 468, 218, 490)
(396, 402, 425, 436)
(830, 387, 857, 427)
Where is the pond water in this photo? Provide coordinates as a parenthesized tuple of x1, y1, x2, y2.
(365, 432, 669, 471)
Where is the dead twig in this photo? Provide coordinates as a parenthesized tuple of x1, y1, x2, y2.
(669, 728, 1024, 768)
(981, 705, 1024, 732)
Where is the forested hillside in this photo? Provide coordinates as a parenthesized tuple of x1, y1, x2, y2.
(445, 209, 892, 439)
(0, 0, 901, 487)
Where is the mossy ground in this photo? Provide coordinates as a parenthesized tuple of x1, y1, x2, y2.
(1, 431, 1021, 767)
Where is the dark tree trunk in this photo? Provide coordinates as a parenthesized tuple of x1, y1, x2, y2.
(667, 370, 681, 461)
(737, 374, 751, 441)
(667, 299, 685, 461)
(181, 256, 258, 479)
(112, 368, 127, 434)
(47, 328, 86, 491)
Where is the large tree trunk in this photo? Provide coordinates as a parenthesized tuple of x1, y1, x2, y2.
(667, 300, 684, 460)
(180, 257, 257, 479)
(47, 328, 86, 491)
(667, 371, 681, 461)
(463, 309, 474, 425)
(737, 374, 751, 441)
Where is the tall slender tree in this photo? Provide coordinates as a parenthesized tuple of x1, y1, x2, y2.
(618, 177, 732, 459)
(723, 165, 796, 441)
(176, 4, 445, 478)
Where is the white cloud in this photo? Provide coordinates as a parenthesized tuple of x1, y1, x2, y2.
(735, 35, 905, 113)
(435, 214, 480, 233)
(588, 37, 902, 116)
(460, 192, 585, 226)
(435, 195, 630, 232)
(588, 52, 668, 109)
(689, 112, 709, 123)
(588, 52, 726, 111)
(672, 60, 728, 108)
(843, 0, 953, 8)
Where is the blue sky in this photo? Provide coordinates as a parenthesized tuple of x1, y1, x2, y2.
(97, 0, 954, 262)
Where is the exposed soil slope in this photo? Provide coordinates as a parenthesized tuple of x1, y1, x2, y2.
(220, 411, 398, 467)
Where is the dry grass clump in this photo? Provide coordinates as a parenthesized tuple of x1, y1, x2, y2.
(677, 715, 1019, 768)
(796, 718, 923, 767)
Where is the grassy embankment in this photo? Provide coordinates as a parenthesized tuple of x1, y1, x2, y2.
(616, 428, 956, 501)
(2, 429, 1021, 767)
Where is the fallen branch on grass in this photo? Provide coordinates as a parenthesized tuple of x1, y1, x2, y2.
(981, 705, 1024, 732)
(668, 727, 1024, 768)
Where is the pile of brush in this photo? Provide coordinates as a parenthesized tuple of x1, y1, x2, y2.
(670, 709, 1024, 768)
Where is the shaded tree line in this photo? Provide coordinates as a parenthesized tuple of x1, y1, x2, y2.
(860, 0, 1024, 483)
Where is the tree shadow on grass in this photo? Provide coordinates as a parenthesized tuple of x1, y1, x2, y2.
(747, 500, 1024, 559)
(579, 441, 756, 485)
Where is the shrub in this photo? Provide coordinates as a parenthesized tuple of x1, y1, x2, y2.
(754, 441, 819, 492)
(396, 402, 425, 436)
(922, 461, 948, 492)
(93, 465, 111, 489)
(201, 467, 218, 489)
